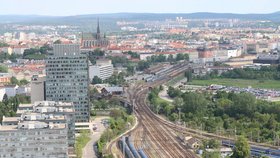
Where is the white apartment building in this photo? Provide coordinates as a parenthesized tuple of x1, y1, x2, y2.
(13, 46, 28, 55)
(89, 59, 113, 81)
(5, 85, 19, 98)
(227, 48, 242, 58)
(0, 121, 68, 158)
(0, 88, 5, 102)
(2, 101, 75, 148)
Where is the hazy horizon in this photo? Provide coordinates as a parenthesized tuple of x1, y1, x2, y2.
(1, 0, 280, 16)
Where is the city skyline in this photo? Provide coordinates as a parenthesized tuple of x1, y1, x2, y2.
(1, 0, 280, 16)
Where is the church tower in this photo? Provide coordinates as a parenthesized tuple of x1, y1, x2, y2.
(96, 18, 101, 40)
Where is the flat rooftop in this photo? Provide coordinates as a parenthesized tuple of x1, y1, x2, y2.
(2, 117, 20, 122)
(0, 121, 66, 131)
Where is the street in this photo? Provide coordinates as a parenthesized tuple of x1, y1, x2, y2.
(82, 116, 109, 158)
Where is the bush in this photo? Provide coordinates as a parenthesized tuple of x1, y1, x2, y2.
(75, 130, 91, 158)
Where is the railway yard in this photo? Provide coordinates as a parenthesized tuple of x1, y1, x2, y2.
(107, 62, 280, 158)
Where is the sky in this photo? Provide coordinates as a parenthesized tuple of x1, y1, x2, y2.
(0, 0, 280, 16)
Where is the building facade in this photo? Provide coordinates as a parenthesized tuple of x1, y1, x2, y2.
(31, 75, 46, 104)
(2, 101, 75, 148)
(45, 44, 89, 122)
(89, 59, 113, 80)
(0, 121, 68, 158)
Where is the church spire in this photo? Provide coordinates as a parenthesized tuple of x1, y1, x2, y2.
(97, 18, 100, 33)
(96, 18, 101, 39)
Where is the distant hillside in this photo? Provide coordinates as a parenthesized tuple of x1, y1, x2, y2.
(1, 12, 280, 24)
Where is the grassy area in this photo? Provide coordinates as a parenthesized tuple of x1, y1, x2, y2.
(75, 130, 91, 158)
(24, 54, 46, 60)
(190, 78, 280, 89)
(156, 96, 173, 104)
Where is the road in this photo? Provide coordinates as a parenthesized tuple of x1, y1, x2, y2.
(83, 116, 109, 158)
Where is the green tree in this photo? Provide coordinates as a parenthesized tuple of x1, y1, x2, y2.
(203, 151, 221, 158)
(104, 72, 125, 85)
(126, 65, 135, 75)
(176, 53, 189, 61)
(126, 51, 140, 58)
(167, 54, 174, 62)
(54, 40, 62, 44)
(90, 88, 99, 94)
(0, 65, 8, 73)
(39, 44, 53, 54)
(185, 69, 192, 82)
(206, 139, 221, 149)
(92, 76, 102, 84)
(110, 109, 123, 119)
(0, 42, 9, 47)
(229, 93, 256, 117)
(10, 76, 19, 85)
(170, 113, 179, 122)
(182, 92, 208, 114)
(137, 60, 150, 71)
(231, 136, 250, 158)
(167, 86, 182, 98)
(19, 79, 29, 86)
(174, 97, 184, 108)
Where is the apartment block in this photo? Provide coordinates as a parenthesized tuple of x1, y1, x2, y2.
(2, 101, 75, 147)
(0, 121, 68, 158)
(89, 59, 113, 80)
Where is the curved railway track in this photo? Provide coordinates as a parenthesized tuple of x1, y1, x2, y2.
(107, 62, 278, 158)
(130, 83, 196, 158)
(107, 62, 196, 158)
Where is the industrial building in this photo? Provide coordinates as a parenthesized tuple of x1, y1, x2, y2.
(253, 52, 280, 65)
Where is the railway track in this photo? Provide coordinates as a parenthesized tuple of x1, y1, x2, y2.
(106, 62, 195, 158)
(136, 90, 188, 157)
(132, 85, 195, 158)
(107, 62, 280, 158)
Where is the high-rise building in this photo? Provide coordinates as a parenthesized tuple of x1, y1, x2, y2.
(45, 44, 89, 122)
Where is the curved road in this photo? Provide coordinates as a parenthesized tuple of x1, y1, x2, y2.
(83, 116, 109, 158)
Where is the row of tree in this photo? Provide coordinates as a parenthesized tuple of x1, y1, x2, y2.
(0, 53, 20, 63)
(23, 44, 53, 59)
(149, 86, 280, 144)
(91, 72, 126, 85)
(10, 76, 29, 86)
(0, 94, 30, 122)
(197, 65, 280, 81)
(137, 53, 189, 71)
